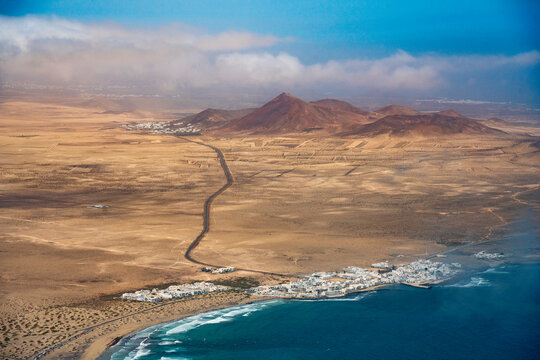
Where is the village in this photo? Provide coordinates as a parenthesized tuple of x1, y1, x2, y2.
(120, 281, 231, 302)
(249, 260, 461, 298)
(122, 121, 201, 135)
(120, 260, 461, 302)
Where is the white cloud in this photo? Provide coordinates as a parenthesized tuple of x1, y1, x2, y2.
(0, 16, 538, 98)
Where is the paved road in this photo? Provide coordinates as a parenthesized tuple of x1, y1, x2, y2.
(177, 136, 296, 278)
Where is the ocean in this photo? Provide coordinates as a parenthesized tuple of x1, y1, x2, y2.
(102, 215, 540, 360)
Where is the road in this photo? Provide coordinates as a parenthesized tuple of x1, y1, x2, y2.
(177, 136, 296, 278)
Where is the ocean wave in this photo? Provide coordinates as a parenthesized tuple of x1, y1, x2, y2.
(158, 340, 182, 346)
(480, 267, 509, 275)
(446, 277, 491, 288)
(125, 337, 151, 360)
(165, 300, 282, 335)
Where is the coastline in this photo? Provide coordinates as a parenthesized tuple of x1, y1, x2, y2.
(40, 292, 267, 360)
(37, 237, 510, 360)
(91, 282, 431, 359)
(96, 263, 540, 360)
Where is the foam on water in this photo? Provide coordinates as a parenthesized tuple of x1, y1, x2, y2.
(446, 276, 491, 288)
(480, 267, 510, 274)
(125, 338, 151, 360)
(165, 300, 281, 335)
(157, 340, 181, 346)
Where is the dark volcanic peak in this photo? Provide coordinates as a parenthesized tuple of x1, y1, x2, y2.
(375, 105, 420, 116)
(346, 113, 505, 137)
(311, 99, 370, 115)
(219, 92, 365, 134)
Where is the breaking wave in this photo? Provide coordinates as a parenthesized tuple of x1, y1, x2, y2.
(480, 267, 510, 274)
(446, 276, 491, 288)
(124, 337, 151, 360)
(165, 300, 282, 335)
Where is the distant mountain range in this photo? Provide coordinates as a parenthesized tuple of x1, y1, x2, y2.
(170, 93, 503, 137)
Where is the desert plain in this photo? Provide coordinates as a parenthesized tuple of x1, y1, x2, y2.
(1, 97, 539, 359)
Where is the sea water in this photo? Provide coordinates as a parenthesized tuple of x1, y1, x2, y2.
(102, 214, 539, 360)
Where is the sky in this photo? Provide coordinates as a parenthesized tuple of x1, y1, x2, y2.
(1, 0, 539, 105)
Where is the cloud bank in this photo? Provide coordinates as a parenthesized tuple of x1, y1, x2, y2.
(1, 16, 538, 99)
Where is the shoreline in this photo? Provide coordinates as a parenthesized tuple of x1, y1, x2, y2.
(92, 281, 436, 359)
(41, 261, 461, 359)
(96, 297, 278, 360)
(96, 263, 540, 360)
(38, 241, 506, 360)
(38, 292, 263, 360)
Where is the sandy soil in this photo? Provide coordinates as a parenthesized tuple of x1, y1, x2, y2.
(0, 100, 539, 359)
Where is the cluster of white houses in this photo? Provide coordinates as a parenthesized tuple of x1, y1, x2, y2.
(120, 282, 230, 302)
(201, 266, 237, 274)
(120, 260, 461, 302)
(371, 261, 394, 269)
(122, 121, 201, 135)
(249, 260, 461, 298)
(474, 251, 504, 261)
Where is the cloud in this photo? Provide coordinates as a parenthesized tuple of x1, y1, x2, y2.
(0, 16, 538, 100)
(0, 16, 281, 52)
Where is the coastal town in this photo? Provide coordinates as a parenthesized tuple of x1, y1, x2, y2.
(120, 282, 231, 302)
(249, 259, 461, 298)
(120, 260, 461, 302)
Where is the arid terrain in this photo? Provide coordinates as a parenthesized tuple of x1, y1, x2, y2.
(1, 96, 539, 359)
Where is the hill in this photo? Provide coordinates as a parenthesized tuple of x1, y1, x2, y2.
(170, 108, 254, 131)
(343, 113, 505, 137)
(218, 93, 370, 134)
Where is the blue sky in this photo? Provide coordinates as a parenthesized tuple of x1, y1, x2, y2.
(1, 0, 539, 105)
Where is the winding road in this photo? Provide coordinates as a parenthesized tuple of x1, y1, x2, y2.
(177, 136, 295, 278)
(178, 136, 233, 265)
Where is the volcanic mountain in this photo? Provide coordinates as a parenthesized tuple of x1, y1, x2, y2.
(170, 108, 254, 131)
(218, 93, 371, 134)
(343, 113, 505, 137)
